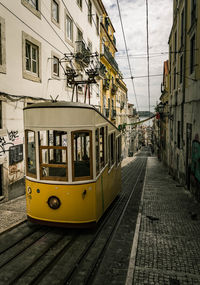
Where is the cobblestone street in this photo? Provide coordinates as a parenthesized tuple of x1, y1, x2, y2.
(132, 157, 200, 285)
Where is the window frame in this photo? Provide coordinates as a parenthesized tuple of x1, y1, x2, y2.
(71, 130, 93, 182)
(21, 0, 41, 19)
(96, 13, 99, 35)
(51, 0, 60, 28)
(22, 32, 41, 82)
(0, 16, 6, 74)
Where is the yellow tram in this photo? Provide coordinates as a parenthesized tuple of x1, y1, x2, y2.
(24, 101, 121, 226)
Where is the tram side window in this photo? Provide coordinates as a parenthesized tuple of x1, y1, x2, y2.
(72, 131, 92, 181)
(25, 130, 36, 177)
(95, 129, 100, 175)
(100, 127, 105, 169)
(105, 126, 108, 164)
(117, 136, 122, 164)
(108, 132, 115, 170)
(39, 130, 68, 180)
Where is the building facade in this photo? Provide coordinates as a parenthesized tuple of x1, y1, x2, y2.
(168, 0, 200, 199)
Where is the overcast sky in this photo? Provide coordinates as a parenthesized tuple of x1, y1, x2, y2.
(103, 0, 173, 112)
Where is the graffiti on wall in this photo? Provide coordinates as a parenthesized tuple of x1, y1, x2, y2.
(191, 134, 200, 183)
(7, 130, 19, 142)
(0, 136, 14, 156)
(0, 130, 20, 156)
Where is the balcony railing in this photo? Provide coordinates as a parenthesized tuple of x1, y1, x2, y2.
(75, 41, 90, 66)
(102, 44, 118, 71)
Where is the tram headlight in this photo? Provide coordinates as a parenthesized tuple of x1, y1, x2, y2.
(27, 187, 32, 194)
(47, 196, 61, 210)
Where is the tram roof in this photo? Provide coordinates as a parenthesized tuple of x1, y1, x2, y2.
(24, 101, 95, 110)
(24, 101, 120, 132)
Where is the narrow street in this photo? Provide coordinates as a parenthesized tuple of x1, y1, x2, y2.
(0, 149, 200, 284)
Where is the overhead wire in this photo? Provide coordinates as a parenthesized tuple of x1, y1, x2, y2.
(116, 0, 139, 111)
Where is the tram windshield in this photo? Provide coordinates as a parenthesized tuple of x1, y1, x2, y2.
(72, 131, 92, 181)
(39, 130, 68, 181)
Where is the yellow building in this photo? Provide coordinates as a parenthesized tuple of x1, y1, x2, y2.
(99, 11, 118, 124)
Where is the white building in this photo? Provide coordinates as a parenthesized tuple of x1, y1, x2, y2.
(0, 0, 103, 200)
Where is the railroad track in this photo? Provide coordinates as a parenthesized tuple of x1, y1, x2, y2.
(0, 150, 149, 285)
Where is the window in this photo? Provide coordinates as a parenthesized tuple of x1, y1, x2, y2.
(25, 130, 36, 178)
(77, 0, 82, 9)
(26, 41, 38, 74)
(21, 0, 41, 18)
(72, 131, 92, 181)
(77, 28, 83, 42)
(39, 130, 68, 181)
(0, 16, 6, 74)
(96, 14, 99, 35)
(27, 0, 38, 9)
(181, 9, 184, 46)
(66, 14, 73, 42)
(22, 32, 41, 82)
(174, 31, 177, 62)
(177, 121, 181, 149)
(191, 0, 196, 26)
(174, 67, 176, 90)
(108, 132, 115, 170)
(51, 0, 60, 26)
(52, 55, 59, 77)
(117, 136, 121, 164)
(100, 127, 105, 169)
(95, 129, 100, 175)
(190, 34, 195, 74)
(88, 0, 92, 24)
(180, 55, 183, 84)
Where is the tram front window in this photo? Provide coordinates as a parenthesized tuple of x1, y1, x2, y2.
(72, 131, 92, 181)
(39, 130, 68, 180)
(25, 130, 36, 177)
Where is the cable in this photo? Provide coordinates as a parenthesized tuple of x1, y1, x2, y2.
(116, 0, 139, 111)
(146, 0, 151, 119)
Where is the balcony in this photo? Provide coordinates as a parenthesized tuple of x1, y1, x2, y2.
(75, 41, 90, 66)
(101, 44, 118, 71)
(111, 83, 118, 95)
